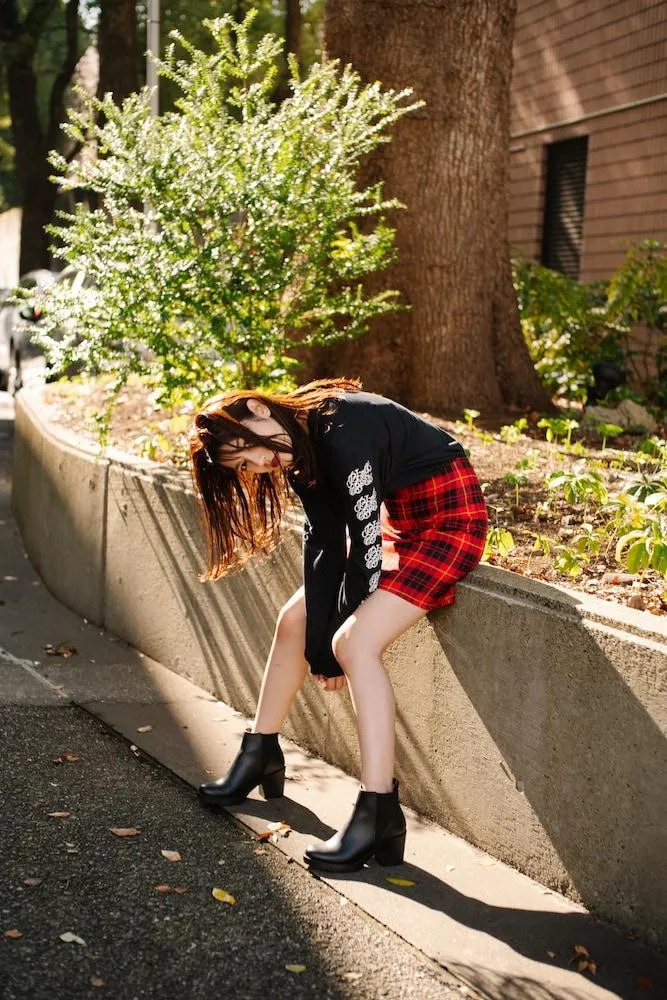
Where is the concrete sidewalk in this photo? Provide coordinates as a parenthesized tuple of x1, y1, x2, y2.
(2, 388, 666, 1000)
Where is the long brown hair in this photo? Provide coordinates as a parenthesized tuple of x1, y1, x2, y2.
(189, 377, 362, 579)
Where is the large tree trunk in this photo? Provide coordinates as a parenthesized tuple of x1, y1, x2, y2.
(97, 0, 138, 104)
(2, 0, 79, 274)
(317, 0, 550, 414)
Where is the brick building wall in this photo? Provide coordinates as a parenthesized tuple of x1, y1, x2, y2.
(509, 0, 667, 281)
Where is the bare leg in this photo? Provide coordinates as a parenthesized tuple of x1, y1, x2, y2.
(332, 590, 426, 792)
(252, 587, 309, 734)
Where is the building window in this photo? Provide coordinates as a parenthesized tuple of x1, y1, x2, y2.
(541, 136, 588, 279)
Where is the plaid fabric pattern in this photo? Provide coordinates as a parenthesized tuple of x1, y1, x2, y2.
(378, 456, 488, 610)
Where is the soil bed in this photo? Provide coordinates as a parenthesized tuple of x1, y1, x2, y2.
(42, 377, 667, 617)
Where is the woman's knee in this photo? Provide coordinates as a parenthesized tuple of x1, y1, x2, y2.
(275, 590, 306, 643)
(331, 622, 377, 671)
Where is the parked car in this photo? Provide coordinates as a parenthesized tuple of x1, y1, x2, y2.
(0, 269, 56, 393)
(0, 267, 90, 392)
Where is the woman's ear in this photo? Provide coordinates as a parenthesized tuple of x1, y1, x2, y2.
(245, 398, 271, 420)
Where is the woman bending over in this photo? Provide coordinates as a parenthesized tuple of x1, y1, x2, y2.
(189, 378, 487, 873)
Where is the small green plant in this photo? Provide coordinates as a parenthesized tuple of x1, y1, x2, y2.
(554, 547, 587, 577)
(499, 417, 528, 445)
(537, 416, 580, 448)
(463, 408, 480, 431)
(503, 470, 529, 507)
(483, 526, 516, 561)
(596, 422, 624, 451)
(546, 463, 609, 508)
(616, 523, 667, 577)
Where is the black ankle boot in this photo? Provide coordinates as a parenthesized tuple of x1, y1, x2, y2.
(304, 779, 406, 873)
(198, 731, 285, 807)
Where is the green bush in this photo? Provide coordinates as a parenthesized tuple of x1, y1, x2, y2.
(35, 14, 420, 403)
(513, 241, 667, 409)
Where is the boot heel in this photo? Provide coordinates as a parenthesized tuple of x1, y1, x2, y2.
(375, 832, 406, 867)
(261, 769, 285, 799)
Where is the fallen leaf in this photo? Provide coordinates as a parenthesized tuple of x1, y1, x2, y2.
(137, 725, 153, 734)
(285, 964, 306, 974)
(54, 752, 80, 764)
(154, 885, 171, 893)
(385, 876, 415, 887)
(59, 931, 86, 946)
(44, 642, 77, 658)
(256, 831, 272, 843)
(342, 972, 362, 982)
(637, 976, 654, 990)
(573, 945, 590, 957)
(547, 951, 557, 959)
(3, 929, 23, 939)
(23, 878, 42, 887)
(161, 850, 181, 862)
(109, 827, 141, 837)
(47, 811, 70, 819)
(89, 976, 105, 988)
(211, 888, 236, 905)
(173, 886, 191, 894)
(587, 962, 598, 975)
(129, 745, 140, 756)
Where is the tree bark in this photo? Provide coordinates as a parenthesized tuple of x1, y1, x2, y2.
(97, 0, 138, 105)
(318, 0, 550, 414)
(1, 0, 78, 274)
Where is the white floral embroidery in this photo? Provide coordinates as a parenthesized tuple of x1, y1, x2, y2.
(353, 489, 378, 521)
(361, 519, 381, 545)
(369, 571, 381, 592)
(364, 544, 382, 569)
(346, 461, 374, 496)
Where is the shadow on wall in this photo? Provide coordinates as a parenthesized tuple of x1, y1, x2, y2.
(432, 582, 667, 945)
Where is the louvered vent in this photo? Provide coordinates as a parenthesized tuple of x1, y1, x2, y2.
(541, 136, 588, 279)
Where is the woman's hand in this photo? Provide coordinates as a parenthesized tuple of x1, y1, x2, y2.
(310, 673, 347, 693)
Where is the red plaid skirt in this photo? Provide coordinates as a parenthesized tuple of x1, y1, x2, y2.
(377, 456, 488, 610)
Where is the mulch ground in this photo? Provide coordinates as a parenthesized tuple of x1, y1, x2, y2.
(43, 377, 667, 618)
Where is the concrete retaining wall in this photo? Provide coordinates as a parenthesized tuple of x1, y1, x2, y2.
(12, 389, 667, 948)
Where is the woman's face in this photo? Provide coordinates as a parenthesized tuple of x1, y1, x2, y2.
(217, 399, 293, 476)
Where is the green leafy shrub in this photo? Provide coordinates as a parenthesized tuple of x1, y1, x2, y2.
(513, 242, 667, 408)
(35, 14, 420, 403)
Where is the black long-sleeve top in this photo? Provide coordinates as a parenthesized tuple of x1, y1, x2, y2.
(287, 392, 467, 677)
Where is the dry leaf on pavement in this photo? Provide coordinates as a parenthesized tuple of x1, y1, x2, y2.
(23, 878, 42, 887)
(285, 964, 306, 973)
(109, 827, 141, 837)
(59, 932, 86, 946)
(385, 876, 415, 887)
(47, 811, 71, 819)
(136, 725, 153, 733)
(155, 885, 172, 893)
(53, 752, 80, 764)
(44, 642, 77, 658)
(173, 886, 191, 894)
(211, 888, 236, 905)
(89, 977, 105, 988)
(161, 850, 181, 862)
(3, 929, 23, 939)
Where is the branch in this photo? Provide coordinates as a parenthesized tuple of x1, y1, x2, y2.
(1, 0, 59, 59)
